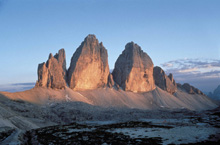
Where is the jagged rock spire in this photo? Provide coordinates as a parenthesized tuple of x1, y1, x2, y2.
(36, 49, 67, 89)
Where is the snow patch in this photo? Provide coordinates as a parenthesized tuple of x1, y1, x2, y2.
(76, 92, 85, 98)
(65, 94, 71, 102)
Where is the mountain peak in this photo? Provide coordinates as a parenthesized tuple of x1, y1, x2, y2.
(85, 34, 96, 39)
(83, 34, 98, 44)
(112, 42, 155, 92)
(125, 42, 142, 52)
(48, 53, 53, 59)
(67, 35, 110, 90)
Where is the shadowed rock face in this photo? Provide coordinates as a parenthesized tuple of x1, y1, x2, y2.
(68, 35, 110, 90)
(168, 73, 177, 87)
(112, 42, 155, 92)
(36, 49, 67, 89)
(153, 66, 177, 94)
(107, 74, 115, 88)
(180, 83, 205, 95)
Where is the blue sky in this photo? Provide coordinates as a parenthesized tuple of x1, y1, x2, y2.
(0, 0, 220, 92)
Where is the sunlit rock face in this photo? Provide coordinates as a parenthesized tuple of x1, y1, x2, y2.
(67, 34, 110, 90)
(112, 42, 155, 92)
(153, 66, 177, 94)
(36, 49, 67, 89)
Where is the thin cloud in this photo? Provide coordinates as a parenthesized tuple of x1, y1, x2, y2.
(0, 82, 35, 92)
(163, 58, 220, 70)
(178, 68, 198, 73)
(161, 58, 220, 92)
(162, 63, 173, 67)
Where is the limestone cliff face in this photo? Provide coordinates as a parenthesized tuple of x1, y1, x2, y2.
(36, 49, 67, 89)
(153, 66, 177, 94)
(112, 42, 155, 92)
(67, 35, 110, 90)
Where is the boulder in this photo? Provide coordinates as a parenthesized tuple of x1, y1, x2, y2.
(153, 66, 177, 94)
(36, 49, 67, 89)
(112, 42, 155, 92)
(67, 34, 110, 90)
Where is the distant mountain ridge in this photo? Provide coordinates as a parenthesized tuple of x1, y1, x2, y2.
(208, 85, 220, 100)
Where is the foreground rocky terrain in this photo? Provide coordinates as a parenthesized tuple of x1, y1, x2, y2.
(23, 115, 220, 145)
(0, 85, 219, 144)
(0, 88, 219, 144)
(0, 95, 219, 144)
